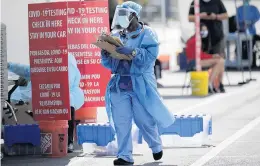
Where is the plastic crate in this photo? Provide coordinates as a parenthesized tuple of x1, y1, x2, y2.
(77, 115, 212, 148)
(4, 124, 41, 147)
(4, 124, 40, 147)
(159, 115, 203, 136)
(138, 114, 211, 144)
(77, 123, 115, 146)
(3, 124, 41, 156)
(4, 144, 41, 156)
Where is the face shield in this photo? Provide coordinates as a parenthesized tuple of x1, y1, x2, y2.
(111, 7, 136, 30)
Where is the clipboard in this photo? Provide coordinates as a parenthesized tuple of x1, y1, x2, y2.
(93, 34, 131, 60)
(98, 34, 124, 47)
(93, 41, 131, 60)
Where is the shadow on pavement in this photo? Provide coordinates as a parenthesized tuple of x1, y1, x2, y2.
(161, 95, 212, 100)
(135, 161, 177, 166)
(158, 85, 185, 89)
(158, 84, 244, 89)
(1, 153, 80, 166)
(224, 84, 243, 87)
(163, 146, 213, 149)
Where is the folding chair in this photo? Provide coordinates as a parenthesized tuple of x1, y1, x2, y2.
(181, 60, 196, 95)
(224, 66, 231, 86)
(3, 80, 19, 119)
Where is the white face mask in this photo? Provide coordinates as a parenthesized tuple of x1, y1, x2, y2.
(201, 30, 208, 38)
(203, 0, 211, 2)
(118, 16, 133, 29)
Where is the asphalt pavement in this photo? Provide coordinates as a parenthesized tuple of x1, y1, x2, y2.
(2, 70, 260, 166)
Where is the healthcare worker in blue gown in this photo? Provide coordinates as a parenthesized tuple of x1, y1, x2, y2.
(237, 0, 260, 35)
(7, 54, 84, 153)
(100, 1, 175, 165)
(237, 0, 260, 67)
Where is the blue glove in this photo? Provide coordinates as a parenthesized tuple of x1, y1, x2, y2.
(116, 46, 134, 56)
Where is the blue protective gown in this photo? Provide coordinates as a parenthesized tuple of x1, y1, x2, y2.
(10, 81, 32, 103)
(101, 24, 175, 162)
(8, 54, 84, 110)
(237, 5, 260, 35)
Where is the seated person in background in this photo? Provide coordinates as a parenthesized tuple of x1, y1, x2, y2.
(7, 54, 84, 153)
(186, 23, 225, 93)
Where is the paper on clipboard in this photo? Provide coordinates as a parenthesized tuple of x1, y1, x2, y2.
(97, 34, 124, 47)
(93, 41, 131, 60)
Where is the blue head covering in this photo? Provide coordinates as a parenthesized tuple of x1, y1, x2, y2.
(121, 1, 142, 18)
(243, 0, 250, 5)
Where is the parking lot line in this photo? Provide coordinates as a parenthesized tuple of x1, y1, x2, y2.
(189, 115, 260, 166)
(176, 83, 260, 115)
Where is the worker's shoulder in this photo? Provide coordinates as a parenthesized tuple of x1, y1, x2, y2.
(142, 26, 158, 42)
(143, 25, 157, 36)
(250, 5, 260, 11)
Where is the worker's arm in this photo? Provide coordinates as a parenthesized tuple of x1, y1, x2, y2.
(216, 13, 228, 21)
(132, 28, 160, 66)
(188, 1, 208, 22)
(188, 13, 208, 22)
(189, 0, 228, 22)
(252, 7, 260, 24)
(202, 1, 228, 21)
(188, 15, 195, 22)
(217, 0, 228, 20)
(188, 1, 196, 22)
(203, 0, 228, 21)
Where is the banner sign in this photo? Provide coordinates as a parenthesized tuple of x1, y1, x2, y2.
(68, 1, 110, 108)
(28, 2, 70, 120)
(28, 1, 111, 120)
